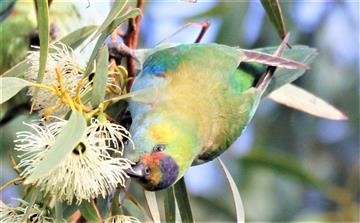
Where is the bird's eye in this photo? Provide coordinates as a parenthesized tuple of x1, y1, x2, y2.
(144, 166, 151, 175)
(153, 144, 166, 152)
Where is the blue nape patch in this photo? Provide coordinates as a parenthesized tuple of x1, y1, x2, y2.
(142, 45, 189, 76)
(143, 62, 166, 75)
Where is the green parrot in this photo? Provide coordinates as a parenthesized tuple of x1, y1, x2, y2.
(124, 39, 313, 191)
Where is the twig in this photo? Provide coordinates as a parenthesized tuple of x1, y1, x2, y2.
(195, 21, 210, 43)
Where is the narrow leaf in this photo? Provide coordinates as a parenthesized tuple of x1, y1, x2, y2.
(0, 77, 31, 104)
(239, 151, 323, 187)
(242, 49, 309, 70)
(1, 26, 98, 78)
(24, 111, 86, 184)
(174, 178, 194, 223)
(79, 200, 102, 223)
(268, 84, 348, 120)
(91, 46, 109, 107)
(144, 190, 161, 223)
(164, 187, 176, 223)
(56, 25, 98, 49)
(63, 202, 80, 219)
(85, 8, 141, 76)
(90, 0, 128, 41)
(260, 0, 287, 39)
(35, 0, 49, 85)
(1, 59, 30, 78)
(260, 46, 318, 95)
(55, 201, 63, 222)
(21, 188, 41, 222)
(218, 158, 245, 223)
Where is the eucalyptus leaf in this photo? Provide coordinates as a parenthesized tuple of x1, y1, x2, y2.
(260, 0, 287, 39)
(257, 45, 318, 95)
(0, 0, 15, 22)
(268, 84, 348, 120)
(21, 187, 41, 222)
(35, 0, 49, 85)
(164, 187, 176, 223)
(0, 59, 30, 78)
(63, 202, 80, 220)
(144, 190, 161, 223)
(239, 151, 323, 187)
(24, 110, 86, 184)
(97, 196, 110, 219)
(85, 8, 142, 76)
(55, 201, 63, 222)
(174, 178, 194, 223)
(79, 200, 102, 223)
(91, 45, 109, 107)
(56, 25, 98, 50)
(218, 158, 245, 223)
(90, 0, 128, 42)
(0, 77, 31, 104)
(1, 25, 98, 79)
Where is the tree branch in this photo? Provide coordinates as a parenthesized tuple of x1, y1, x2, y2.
(124, 0, 144, 91)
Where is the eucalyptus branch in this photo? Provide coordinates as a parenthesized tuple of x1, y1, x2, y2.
(123, 0, 144, 90)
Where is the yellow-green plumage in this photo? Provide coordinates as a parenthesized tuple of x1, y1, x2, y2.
(125, 43, 309, 190)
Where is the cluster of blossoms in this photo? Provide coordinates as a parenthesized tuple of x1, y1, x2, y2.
(1, 43, 141, 222)
(15, 117, 134, 204)
(104, 215, 142, 223)
(25, 43, 87, 117)
(0, 200, 53, 223)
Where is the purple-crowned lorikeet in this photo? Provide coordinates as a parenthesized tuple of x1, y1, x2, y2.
(124, 38, 315, 191)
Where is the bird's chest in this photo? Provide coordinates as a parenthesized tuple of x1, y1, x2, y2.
(161, 74, 243, 152)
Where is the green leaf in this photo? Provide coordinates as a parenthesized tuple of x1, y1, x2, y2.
(239, 151, 323, 187)
(144, 190, 161, 223)
(1, 60, 30, 78)
(257, 45, 318, 95)
(84, 8, 142, 77)
(91, 45, 109, 107)
(55, 201, 63, 222)
(56, 25, 98, 49)
(268, 84, 348, 120)
(24, 111, 86, 184)
(21, 187, 41, 222)
(174, 178, 194, 223)
(164, 187, 176, 223)
(1, 25, 98, 78)
(260, 0, 287, 39)
(63, 202, 80, 220)
(218, 158, 245, 223)
(35, 0, 49, 85)
(0, 77, 31, 104)
(90, 0, 128, 42)
(79, 200, 102, 223)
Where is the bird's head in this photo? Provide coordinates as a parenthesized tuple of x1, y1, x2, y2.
(125, 112, 198, 191)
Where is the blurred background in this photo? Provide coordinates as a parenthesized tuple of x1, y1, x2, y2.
(0, 0, 359, 222)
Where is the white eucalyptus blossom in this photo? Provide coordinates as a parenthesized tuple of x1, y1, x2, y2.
(87, 118, 135, 155)
(0, 200, 54, 223)
(25, 43, 86, 117)
(14, 117, 134, 204)
(104, 215, 142, 223)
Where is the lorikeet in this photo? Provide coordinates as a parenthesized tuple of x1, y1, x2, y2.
(125, 39, 312, 191)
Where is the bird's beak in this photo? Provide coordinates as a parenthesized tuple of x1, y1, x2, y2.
(126, 162, 147, 178)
